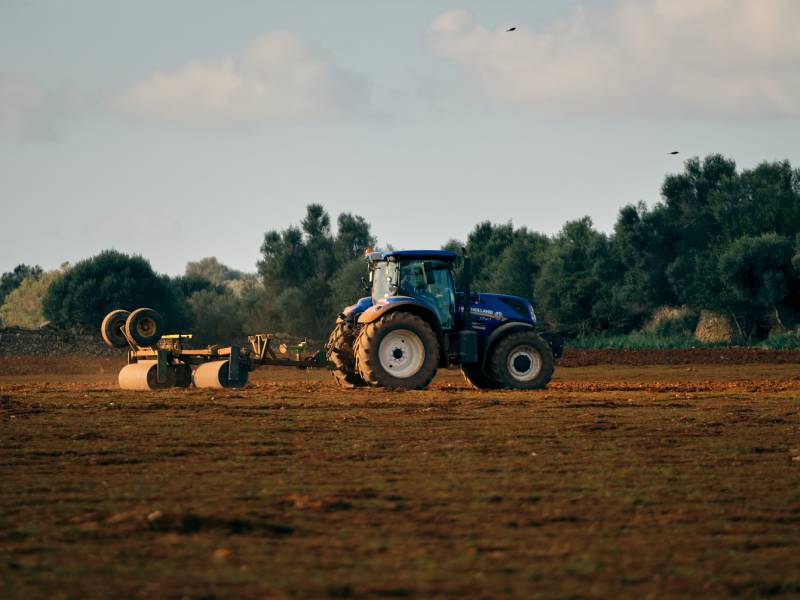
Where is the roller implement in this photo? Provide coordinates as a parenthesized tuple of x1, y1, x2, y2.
(101, 308, 327, 390)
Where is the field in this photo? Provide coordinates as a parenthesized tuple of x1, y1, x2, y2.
(2, 352, 800, 599)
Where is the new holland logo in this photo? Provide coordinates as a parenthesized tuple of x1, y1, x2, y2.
(472, 307, 503, 319)
(459, 307, 504, 319)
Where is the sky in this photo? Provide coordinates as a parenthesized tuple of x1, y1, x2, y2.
(1, 0, 799, 276)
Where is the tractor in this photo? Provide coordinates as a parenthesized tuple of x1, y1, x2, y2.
(327, 250, 562, 390)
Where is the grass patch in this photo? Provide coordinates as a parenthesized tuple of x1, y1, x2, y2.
(568, 330, 800, 349)
(568, 333, 724, 349)
(758, 332, 800, 349)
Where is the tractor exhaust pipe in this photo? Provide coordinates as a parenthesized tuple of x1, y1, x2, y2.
(462, 248, 472, 330)
(459, 248, 478, 363)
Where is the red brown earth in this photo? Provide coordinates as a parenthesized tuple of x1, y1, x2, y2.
(1, 351, 799, 599)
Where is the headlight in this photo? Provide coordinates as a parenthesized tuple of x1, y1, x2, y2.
(529, 303, 537, 323)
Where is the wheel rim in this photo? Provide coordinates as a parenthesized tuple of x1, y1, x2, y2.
(136, 317, 156, 338)
(507, 345, 542, 382)
(378, 329, 425, 378)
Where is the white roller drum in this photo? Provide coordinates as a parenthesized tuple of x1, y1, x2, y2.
(118, 361, 176, 390)
(192, 360, 248, 389)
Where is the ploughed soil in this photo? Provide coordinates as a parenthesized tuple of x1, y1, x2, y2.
(1, 352, 800, 598)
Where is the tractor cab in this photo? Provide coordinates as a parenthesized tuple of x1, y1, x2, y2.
(368, 250, 457, 330)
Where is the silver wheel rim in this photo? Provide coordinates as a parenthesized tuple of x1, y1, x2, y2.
(507, 345, 542, 382)
(379, 329, 425, 378)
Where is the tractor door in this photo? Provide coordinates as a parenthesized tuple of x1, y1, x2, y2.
(399, 260, 456, 329)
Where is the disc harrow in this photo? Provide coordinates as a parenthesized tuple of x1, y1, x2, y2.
(101, 308, 328, 390)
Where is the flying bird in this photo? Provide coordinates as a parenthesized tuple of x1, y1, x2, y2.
(506, 27, 517, 32)
(668, 151, 680, 155)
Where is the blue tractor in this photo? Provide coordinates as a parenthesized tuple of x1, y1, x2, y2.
(326, 250, 562, 390)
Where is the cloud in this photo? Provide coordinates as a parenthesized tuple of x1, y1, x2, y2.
(0, 76, 67, 139)
(115, 31, 367, 124)
(427, 1, 800, 116)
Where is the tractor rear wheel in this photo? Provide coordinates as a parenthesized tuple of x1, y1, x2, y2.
(489, 330, 554, 390)
(354, 311, 438, 390)
(461, 363, 499, 390)
(326, 319, 366, 389)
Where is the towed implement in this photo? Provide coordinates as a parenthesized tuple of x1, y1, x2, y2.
(101, 307, 327, 390)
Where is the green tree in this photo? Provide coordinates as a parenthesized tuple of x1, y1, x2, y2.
(42, 250, 187, 329)
(187, 288, 245, 344)
(0, 269, 62, 328)
(535, 218, 624, 335)
(718, 234, 797, 337)
(445, 222, 550, 303)
(185, 257, 241, 285)
(330, 258, 370, 312)
(257, 204, 375, 338)
(0, 264, 43, 305)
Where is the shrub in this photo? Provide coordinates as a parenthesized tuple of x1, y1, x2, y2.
(187, 289, 245, 345)
(42, 250, 186, 329)
(645, 306, 699, 338)
(569, 332, 717, 349)
(0, 269, 62, 328)
(0, 264, 43, 305)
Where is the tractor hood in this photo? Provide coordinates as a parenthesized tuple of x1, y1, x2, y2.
(458, 292, 537, 325)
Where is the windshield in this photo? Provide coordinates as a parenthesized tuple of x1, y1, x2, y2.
(371, 261, 397, 301)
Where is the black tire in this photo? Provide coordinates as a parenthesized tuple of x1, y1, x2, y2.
(101, 309, 131, 348)
(125, 308, 165, 347)
(489, 330, 554, 390)
(354, 311, 439, 390)
(461, 363, 499, 390)
(326, 320, 366, 389)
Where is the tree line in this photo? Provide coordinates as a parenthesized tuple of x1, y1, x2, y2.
(2, 154, 799, 343)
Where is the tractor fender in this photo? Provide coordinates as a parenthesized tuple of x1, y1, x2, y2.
(481, 321, 537, 367)
(357, 298, 442, 334)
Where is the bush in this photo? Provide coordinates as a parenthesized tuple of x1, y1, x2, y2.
(0, 264, 43, 305)
(184, 257, 241, 285)
(645, 306, 699, 338)
(42, 250, 187, 329)
(569, 332, 718, 349)
(187, 289, 245, 345)
(759, 332, 800, 349)
(0, 269, 62, 328)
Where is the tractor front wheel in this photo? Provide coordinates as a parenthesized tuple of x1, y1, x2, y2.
(327, 319, 366, 389)
(489, 330, 554, 390)
(354, 311, 439, 390)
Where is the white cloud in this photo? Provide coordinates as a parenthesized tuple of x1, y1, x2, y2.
(115, 31, 366, 123)
(427, 1, 800, 116)
(0, 77, 64, 139)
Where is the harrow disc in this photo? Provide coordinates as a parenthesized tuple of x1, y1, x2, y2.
(118, 361, 176, 390)
(192, 360, 249, 389)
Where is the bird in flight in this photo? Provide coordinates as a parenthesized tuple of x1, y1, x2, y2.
(668, 151, 680, 155)
(506, 27, 517, 32)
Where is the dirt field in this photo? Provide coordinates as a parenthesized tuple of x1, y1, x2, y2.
(2, 353, 800, 599)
